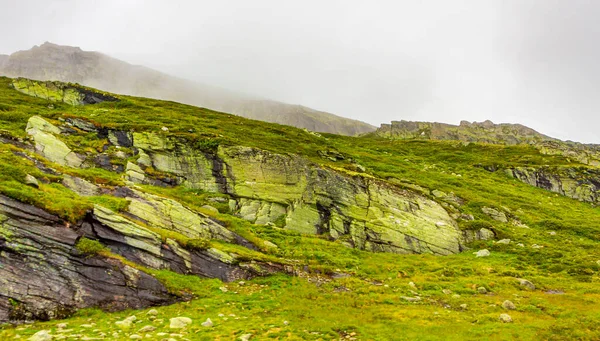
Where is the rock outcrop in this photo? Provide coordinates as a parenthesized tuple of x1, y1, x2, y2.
(0, 195, 174, 323)
(375, 120, 549, 145)
(26, 115, 83, 167)
(374, 120, 600, 166)
(505, 167, 600, 203)
(11, 78, 118, 106)
(127, 132, 467, 255)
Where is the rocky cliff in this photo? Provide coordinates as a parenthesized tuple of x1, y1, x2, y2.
(0, 42, 375, 136)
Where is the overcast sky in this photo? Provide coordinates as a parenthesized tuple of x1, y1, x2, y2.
(1, 0, 599, 142)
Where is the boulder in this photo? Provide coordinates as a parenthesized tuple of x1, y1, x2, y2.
(499, 313, 513, 323)
(502, 300, 516, 310)
(170, 317, 192, 329)
(24, 174, 39, 188)
(474, 249, 491, 257)
(26, 116, 83, 167)
(517, 278, 536, 291)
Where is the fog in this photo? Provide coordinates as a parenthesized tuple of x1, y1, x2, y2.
(1, 0, 599, 142)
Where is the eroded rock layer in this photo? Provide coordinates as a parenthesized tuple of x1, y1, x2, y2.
(128, 132, 466, 255)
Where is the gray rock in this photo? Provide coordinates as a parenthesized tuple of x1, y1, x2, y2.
(28, 330, 52, 341)
(496, 239, 510, 245)
(502, 300, 516, 310)
(481, 207, 508, 223)
(517, 278, 536, 291)
(201, 318, 214, 327)
(169, 317, 192, 329)
(0, 195, 175, 324)
(477, 287, 488, 294)
(459, 214, 475, 221)
(239, 334, 253, 341)
(24, 174, 39, 188)
(138, 325, 156, 333)
(201, 205, 220, 214)
(474, 249, 490, 257)
(499, 313, 513, 323)
(401, 296, 421, 302)
(62, 175, 100, 196)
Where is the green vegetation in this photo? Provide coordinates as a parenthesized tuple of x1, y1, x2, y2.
(0, 77, 600, 340)
(75, 237, 108, 256)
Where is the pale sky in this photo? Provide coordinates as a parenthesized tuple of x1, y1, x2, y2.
(1, 0, 599, 142)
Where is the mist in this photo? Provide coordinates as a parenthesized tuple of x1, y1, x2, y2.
(1, 0, 599, 142)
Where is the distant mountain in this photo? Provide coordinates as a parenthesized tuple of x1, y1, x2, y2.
(0, 42, 375, 136)
(373, 119, 600, 166)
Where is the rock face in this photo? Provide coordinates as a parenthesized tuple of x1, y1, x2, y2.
(11, 78, 118, 106)
(0, 189, 281, 323)
(0, 195, 174, 323)
(128, 132, 467, 255)
(26, 116, 83, 167)
(375, 120, 549, 145)
(375, 120, 600, 166)
(506, 167, 600, 203)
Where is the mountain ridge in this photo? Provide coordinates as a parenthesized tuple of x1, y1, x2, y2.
(0, 42, 376, 136)
(374, 119, 600, 166)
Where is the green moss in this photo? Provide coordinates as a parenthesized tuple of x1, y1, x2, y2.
(75, 238, 108, 256)
(183, 238, 211, 251)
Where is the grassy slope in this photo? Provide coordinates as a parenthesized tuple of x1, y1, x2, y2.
(0, 77, 599, 340)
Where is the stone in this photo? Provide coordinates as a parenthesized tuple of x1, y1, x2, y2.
(481, 207, 508, 223)
(138, 325, 156, 333)
(283, 320, 289, 325)
(477, 287, 488, 294)
(499, 313, 513, 323)
(115, 316, 137, 329)
(408, 282, 416, 288)
(28, 330, 52, 341)
(26, 116, 83, 167)
(201, 205, 220, 214)
(401, 296, 421, 302)
(24, 174, 39, 188)
(496, 239, 510, 245)
(201, 318, 214, 327)
(146, 309, 159, 316)
(129, 335, 142, 340)
(459, 214, 474, 221)
(502, 300, 516, 310)
(62, 175, 100, 196)
(239, 334, 253, 341)
(169, 317, 192, 329)
(517, 278, 535, 291)
(474, 249, 490, 257)
(442, 289, 452, 295)
(459, 304, 467, 310)
(126, 162, 146, 183)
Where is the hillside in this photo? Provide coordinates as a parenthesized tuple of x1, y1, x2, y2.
(0, 78, 600, 340)
(0, 42, 375, 136)
(375, 119, 600, 167)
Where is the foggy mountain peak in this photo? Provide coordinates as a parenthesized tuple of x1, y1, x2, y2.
(0, 42, 375, 136)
